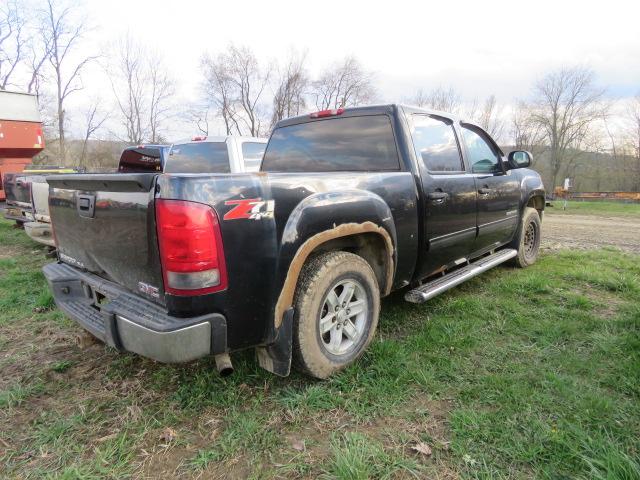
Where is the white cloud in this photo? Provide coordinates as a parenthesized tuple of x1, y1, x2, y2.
(59, 0, 640, 139)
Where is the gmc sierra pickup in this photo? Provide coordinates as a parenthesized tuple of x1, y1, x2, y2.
(43, 105, 544, 379)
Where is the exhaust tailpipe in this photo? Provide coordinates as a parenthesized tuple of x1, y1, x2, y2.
(214, 353, 233, 377)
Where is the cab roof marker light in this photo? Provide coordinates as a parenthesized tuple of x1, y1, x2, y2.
(310, 108, 344, 118)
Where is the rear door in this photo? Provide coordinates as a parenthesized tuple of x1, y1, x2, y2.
(410, 114, 478, 278)
(459, 124, 520, 252)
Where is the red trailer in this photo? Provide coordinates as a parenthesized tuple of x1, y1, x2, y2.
(0, 91, 44, 201)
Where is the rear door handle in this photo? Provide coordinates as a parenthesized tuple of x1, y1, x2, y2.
(478, 188, 494, 195)
(427, 191, 449, 203)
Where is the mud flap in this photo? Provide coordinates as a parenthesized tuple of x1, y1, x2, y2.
(256, 308, 294, 377)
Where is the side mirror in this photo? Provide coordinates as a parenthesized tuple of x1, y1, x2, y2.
(507, 150, 532, 169)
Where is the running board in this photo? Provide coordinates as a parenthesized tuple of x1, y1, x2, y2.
(405, 249, 518, 303)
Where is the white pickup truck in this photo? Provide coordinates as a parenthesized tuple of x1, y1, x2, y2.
(24, 135, 268, 247)
(24, 178, 55, 246)
(164, 135, 268, 173)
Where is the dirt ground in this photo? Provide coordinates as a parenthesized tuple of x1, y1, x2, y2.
(542, 212, 640, 254)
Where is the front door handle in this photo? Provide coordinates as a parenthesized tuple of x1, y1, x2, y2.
(478, 187, 494, 195)
(427, 191, 449, 203)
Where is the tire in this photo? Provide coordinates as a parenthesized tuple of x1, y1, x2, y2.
(292, 251, 380, 379)
(511, 207, 541, 268)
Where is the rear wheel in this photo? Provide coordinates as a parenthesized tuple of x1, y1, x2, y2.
(293, 251, 380, 379)
(511, 207, 541, 268)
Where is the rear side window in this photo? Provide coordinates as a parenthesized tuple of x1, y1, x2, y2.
(241, 142, 266, 171)
(261, 115, 399, 172)
(118, 148, 164, 173)
(165, 142, 230, 174)
(410, 115, 464, 172)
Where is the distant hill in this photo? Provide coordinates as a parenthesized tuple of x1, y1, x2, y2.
(32, 139, 131, 172)
(500, 145, 639, 192)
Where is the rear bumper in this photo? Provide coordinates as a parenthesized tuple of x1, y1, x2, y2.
(4, 206, 33, 223)
(24, 221, 55, 246)
(42, 262, 227, 363)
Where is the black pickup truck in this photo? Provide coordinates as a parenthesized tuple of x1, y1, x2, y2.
(44, 105, 544, 379)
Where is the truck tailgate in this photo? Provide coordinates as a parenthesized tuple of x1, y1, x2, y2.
(3, 173, 32, 207)
(31, 179, 50, 220)
(47, 173, 166, 304)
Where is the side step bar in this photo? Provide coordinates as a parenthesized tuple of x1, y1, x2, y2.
(405, 249, 518, 303)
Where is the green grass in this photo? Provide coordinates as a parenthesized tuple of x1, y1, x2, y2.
(0, 216, 639, 478)
(546, 200, 640, 216)
(320, 432, 420, 479)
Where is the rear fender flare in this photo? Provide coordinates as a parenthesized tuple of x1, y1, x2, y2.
(273, 190, 396, 329)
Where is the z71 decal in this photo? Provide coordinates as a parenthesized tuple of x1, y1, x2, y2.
(223, 198, 275, 220)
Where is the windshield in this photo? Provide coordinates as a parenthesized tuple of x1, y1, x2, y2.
(165, 142, 230, 174)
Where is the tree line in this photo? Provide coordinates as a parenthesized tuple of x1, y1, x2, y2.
(1, 0, 639, 191)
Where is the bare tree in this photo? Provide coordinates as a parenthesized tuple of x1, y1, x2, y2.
(0, 0, 50, 94)
(201, 53, 241, 135)
(271, 50, 308, 127)
(474, 94, 505, 140)
(528, 66, 605, 189)
(79, 99, 109, 167)
(624, 94, 640, 191)
(41, 0, 96, 163)
(110, 35, 146, 143)
(511, 101, 545, 159)
(185, 103, 212, 136)
(109, 36, 174, 144)
(408, 86, 462, 113)
(26, 37, 50, 95)
(201, 45, 270, 136)
(0, 0, 26, 90)
(227, 45, 270, 136)
(312, 55, 375, 110)
(148, 53, 174, 143)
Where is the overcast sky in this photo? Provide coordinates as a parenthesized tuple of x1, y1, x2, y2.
(68, 0, 640, 137)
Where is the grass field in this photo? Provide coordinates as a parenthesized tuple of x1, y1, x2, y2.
(545, 200, 640, 217)
(1, 216, 639, 479)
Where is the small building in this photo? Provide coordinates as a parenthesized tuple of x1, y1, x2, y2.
(0, 91, 45, 201)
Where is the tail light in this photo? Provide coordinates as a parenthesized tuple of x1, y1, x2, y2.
(155, 199, 227, 296)
(191, 136, 207, 141)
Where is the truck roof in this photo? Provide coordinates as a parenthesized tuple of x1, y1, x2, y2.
(172, 135, 268, 145)
(275, 104, 465, 129)
(273, 104, 502, 155)
(0, 90, 41, 123)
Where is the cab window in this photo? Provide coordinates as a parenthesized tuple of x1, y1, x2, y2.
(410, 115, 464, 173)
(165, 142, 230, 174)
(461, 126, 501, 174)
(261, 115, 400, 172)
